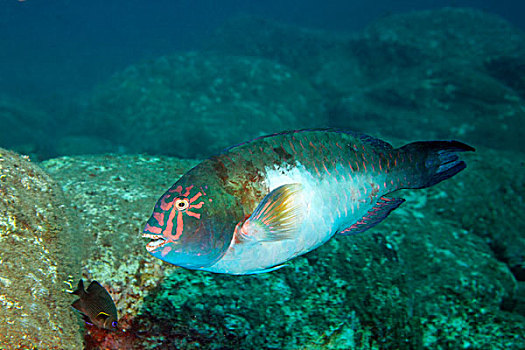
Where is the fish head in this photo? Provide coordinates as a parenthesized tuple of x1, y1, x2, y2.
(94, 311, 118, 330)
(142, 174, 239, 269)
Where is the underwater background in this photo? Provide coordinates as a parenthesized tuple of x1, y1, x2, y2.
(0, 0, 524, 349)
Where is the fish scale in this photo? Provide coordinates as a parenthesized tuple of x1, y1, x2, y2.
(143, 129, 474, 274)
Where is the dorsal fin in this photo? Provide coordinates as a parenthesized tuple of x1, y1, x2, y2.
(220, 128, 393, 154)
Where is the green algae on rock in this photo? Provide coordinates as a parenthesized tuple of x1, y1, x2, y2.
(0, 148, 83, 349)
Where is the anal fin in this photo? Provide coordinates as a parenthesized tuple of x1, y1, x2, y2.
(338, 197, 405, 235)
(249, 264, 287, 274)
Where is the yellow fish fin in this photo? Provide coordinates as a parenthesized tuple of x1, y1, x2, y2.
(239, 183, 305, 242)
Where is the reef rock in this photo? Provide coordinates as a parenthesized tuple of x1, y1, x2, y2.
(0, 148, 83, 349)
(79, 52, 326, 158)
(207, 8, 525, 153)
(334, 8, 525, 151)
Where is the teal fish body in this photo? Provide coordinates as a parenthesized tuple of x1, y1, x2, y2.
(143, 130, 474, 274)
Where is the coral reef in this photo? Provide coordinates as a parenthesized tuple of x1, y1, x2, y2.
(0, 148, 83, 349)
(77, 52, 326, 158)
(41, 147, 524, 349)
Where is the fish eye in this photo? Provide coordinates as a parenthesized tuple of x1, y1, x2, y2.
(112, 321, 118, 328)
(174, 197, 189, 211)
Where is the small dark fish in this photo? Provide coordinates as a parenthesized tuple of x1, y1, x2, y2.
(71, 279, 118, 330)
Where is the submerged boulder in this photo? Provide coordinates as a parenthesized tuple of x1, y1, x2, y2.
(79, 52, 326, 158)
(334, 8, 525, 150)
(206, 8, 525, 153)
(0, 148, 83, 349)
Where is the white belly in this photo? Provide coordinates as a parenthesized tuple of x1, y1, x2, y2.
(204, 162, 388, 274)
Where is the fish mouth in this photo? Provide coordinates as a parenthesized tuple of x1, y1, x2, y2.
(142, 234, 168, 252)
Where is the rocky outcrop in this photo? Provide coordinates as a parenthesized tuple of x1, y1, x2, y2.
(206, 8, 525, 153)
(77, 52, 327, 158)
(0, 148, 83, 349)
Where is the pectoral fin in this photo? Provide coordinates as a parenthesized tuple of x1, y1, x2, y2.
(239, 183, 305, 242)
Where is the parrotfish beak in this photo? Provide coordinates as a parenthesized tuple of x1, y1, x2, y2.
(141, 225, 228, 269)
(142, 233, 168, 252)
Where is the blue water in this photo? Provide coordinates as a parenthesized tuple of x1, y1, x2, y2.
(1, 0, 523, 100)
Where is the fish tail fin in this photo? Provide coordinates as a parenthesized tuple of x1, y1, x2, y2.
(400, 140, 475, 189)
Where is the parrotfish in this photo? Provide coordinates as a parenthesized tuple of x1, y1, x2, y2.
(71, 279, 118, 330)
(143, 130, 474, 274)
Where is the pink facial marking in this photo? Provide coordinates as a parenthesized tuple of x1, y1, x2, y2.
(190, 201, 204, 209)
(161, 245, 172, 257)
(189, 192, 202, 203)
(144, 223, 162, 234)
(182, 185, 194, 197)
(186, 211, 201, 219)
(169, 185, 183, 194)
(153, 212, 165, 226)
(174, 211, 184, 240)
(363, 162, 367, 172)
(160, 196, 173, 211)
(163, 208, 177, 240)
